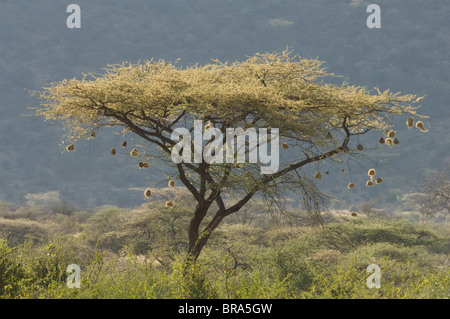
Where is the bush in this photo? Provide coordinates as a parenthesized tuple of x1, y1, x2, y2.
(0, 240, 25, 297)
(343, 242, 439, 272)
(251, 239, 315, 292)
(0, 238, 95, 298)
(302, 257, 450, 299)
(0, 218, 49, 245)
(0, 203, 448, 299)
(83, 206, 128, 247)
(52, 211, 90, 236)
(170, 259, 219, 299)
(319, 219, 438, 252)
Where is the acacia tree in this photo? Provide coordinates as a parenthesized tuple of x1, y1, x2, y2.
(33, 50, 426, 262)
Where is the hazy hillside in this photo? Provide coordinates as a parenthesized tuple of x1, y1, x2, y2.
(0, 0, 448, 208)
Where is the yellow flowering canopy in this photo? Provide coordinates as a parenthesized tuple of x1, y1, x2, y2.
(34, 49, 423, 149)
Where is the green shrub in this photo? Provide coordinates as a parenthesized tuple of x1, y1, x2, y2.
(319, 219, 437, 252)
(170, 259, 219, 299)
(0, 217, 49, 245)
(251, 239, 315, 292)
(0, 240, 25, 298)
(302, 257, 450, 299)
(343, 242, 440, 273)
(0, 209, 448, 299)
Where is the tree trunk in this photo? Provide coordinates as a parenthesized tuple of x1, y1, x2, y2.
(187, 215, 202, 261)
(186, 210, 225, 263)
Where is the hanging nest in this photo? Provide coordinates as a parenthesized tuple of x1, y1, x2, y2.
(406, 117, 414, 128)
(366, 180, 374, 187)
(165, 201, 174, 208)
(168, 180, 175, 187)
(341, 168, 345, 173)
(234, 163, 243, 169)
(375, 177, 383, 184)
(416, 121, 428, 132)
(138, 162, 144, 169)
(351, 212, 358, 217)
(130, 148, 139, 157)
(368, 168, 376, 177)
(388, 130, 396, 138)
(379, 137, 385, 144)
(314, 171, 322, 179)
(281, 142, 289, 150)
(110, 148, 116, 155)
(348, 182, 355, 189)
(67, 144, 75, 152)
(385, 138, 394, 148)
(121, 141, 127, 148)
(356, 144, 364, 151)
(144, 188, 152, 198)
(342, 145, 350, 154)
(90, 132, 96, 138)
(393, 138, 400, 145)
(142, 162, 149, 169)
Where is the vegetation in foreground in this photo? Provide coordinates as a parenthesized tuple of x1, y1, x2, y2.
(0, 195, 448, 299)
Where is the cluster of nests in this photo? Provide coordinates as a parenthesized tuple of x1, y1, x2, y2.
(312, 167, 382, 189)
(280, 117, 427, 155)
(348, 169, 384, 218)
(378, 129, 400, 148)
(108, 141, 152, 169)
(66, 130, 177, 208)
(377, 118, 427, 149)
(144, 180, 176, 208)
(407, 117, 428, 132)
(111, 139, 175, 207)
(347, 168, 383, 189)
(364, 168, 383, 187)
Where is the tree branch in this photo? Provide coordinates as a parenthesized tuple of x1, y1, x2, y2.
(177, 163, 201, 202)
